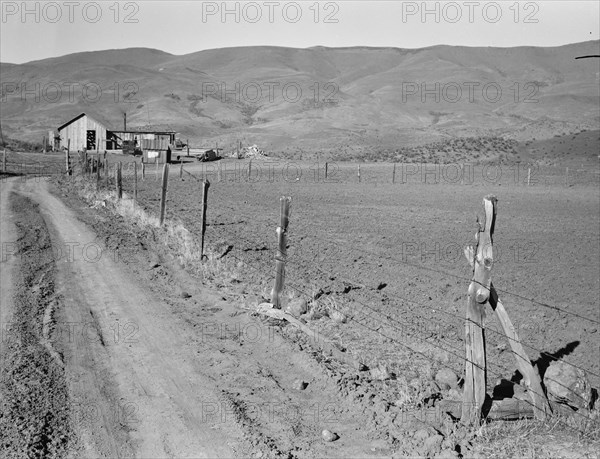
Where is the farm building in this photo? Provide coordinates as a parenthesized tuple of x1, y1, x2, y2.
(107, 130, 177, 164)
(56, 113, 177, 163)
(57, 112, 108, 152)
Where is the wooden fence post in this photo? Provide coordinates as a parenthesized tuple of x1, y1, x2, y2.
(105, 158, 109, 187)
(325, 162, 328, 180)
(271, 197, 292, 309)
(3, 149, 6, 172)
(180, 160, 183, 180)
(84, 151, 88, 176)
(358, 164, 361, 183)
(462, 195, 496, 425)
(155, 157, 159, 181)
(200, 179, 210, 259)
(248, 160, 252, 181)
(565, 167, 569, 187)
(134, 161, 138, 205)
(66, 140, 71, 175)
(461, 195, 551, 424)
(159, 164, 169, 226)
(392, 163, 396, 184)
(527, 168, 531, 186)
(116, 162, 122, 200)
(187, 139, 190, 157)
(96, 154, 101, 185)
(142, 161, 145, 180)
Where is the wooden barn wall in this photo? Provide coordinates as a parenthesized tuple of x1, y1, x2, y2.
(59, 115, 107, 151)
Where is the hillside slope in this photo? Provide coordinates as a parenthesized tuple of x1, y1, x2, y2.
(1, 42, 599, 155)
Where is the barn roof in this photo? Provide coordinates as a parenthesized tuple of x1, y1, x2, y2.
(57, 112, 112, 131)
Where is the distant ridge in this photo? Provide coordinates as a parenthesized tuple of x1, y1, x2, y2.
(1, 41, 598, 155)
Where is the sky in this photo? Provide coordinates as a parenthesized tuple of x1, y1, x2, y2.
(1, 1, 599, 64)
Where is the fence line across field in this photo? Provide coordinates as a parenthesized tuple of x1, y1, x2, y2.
(46, 156, 600, 431)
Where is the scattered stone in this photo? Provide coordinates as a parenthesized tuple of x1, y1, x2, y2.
(424, 434, 443, 454)
(322, 429, 339, 442)
(330, 309, 347, 324)
(293, 379, 308, 390)
(285, 298, 307, 317)
(370, 364, 392, 381)
(413, 429, 430, 440)
(544, 361, 593, 410)
(354, 361, 368, 372)
(180, 291, 191, 299)
(435, 368, 459, 389)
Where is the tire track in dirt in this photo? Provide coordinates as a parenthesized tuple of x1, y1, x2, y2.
(0, 183, 71, 458)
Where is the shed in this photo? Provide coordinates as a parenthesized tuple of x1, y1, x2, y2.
(108, 130, 177, 164)
(57, 113, 108, 152)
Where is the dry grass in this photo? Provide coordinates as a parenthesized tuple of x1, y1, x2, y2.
(66, 167, 243, 284)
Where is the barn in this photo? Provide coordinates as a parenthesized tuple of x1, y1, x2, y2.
(57, 112, 108, 152)
(56, 113, 178, 163)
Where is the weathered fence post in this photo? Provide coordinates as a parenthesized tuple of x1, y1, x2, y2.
(133, 161, 138, 205)
(155, 157, 159, 181)
(187, 139, 189, 157)
(325, 162, 328, 180)
(142, 161, 145, 180)
(527, 167, 531, 186)
(66, 140, 71, 175)
(116, 162, 122, 200)
(159, 163, 169, 226)
(84, 151, 88, 176)
(180, 160, 183, 180)
(358, 164, 361, 183)
(462, 195, 496, 425)
(96, 154, 101, 185)
(565, 167, 569, 187)
(105, 158, 109, 187)
(461, 195, 551, 424)
(200, 179, 210, 259)
(271, 196, 292, 309)
(3, 149, 6, 172)
(248, 159, 252, 181)
(392, 163, 396, 184)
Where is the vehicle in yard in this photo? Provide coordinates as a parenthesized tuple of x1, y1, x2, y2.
(176, 148, 221, 162)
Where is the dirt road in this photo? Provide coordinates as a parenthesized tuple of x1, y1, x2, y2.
(1, 177, 387, 458)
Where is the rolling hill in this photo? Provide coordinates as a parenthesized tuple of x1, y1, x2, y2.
(1, 41, 599, 156)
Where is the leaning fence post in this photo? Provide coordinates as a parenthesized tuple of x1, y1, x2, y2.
(200, 179, 210, 259)
(159, 164, 169, 226)
(271, 197, 292, 309)
(462, 195, 496, 425)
